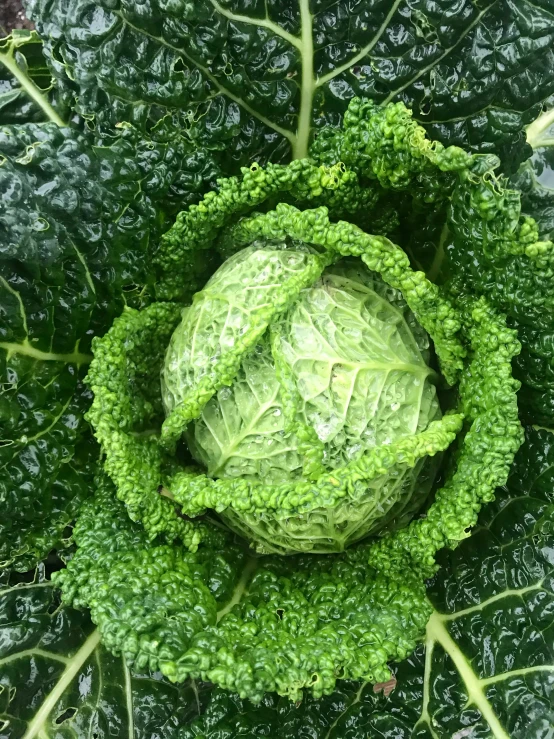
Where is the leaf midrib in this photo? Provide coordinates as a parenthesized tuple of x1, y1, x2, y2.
(0, 38, 66, 126)
(108, 2, 495, 159)
(22, 629, 101, 739)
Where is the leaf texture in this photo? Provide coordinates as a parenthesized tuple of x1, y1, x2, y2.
(178, 426, 554, 738)
(26, 0, 554, 167)
(0, 121, 220, 570)
(0, 566, 201, 738)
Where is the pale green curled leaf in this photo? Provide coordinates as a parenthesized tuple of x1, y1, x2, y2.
(178, 427, 554, 739)
(26, 0, 554, 168)
(170, 415, 460, 554)
(0, 565, 203, 738)
(310, 96, 554, 432)
(161, 204, 460, 554)
(369, 292, 523, 577)
(80, 200, 521, 699)
(161, 238, 334, 450)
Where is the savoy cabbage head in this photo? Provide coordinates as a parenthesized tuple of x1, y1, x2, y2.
(162, 248, 441, 553)
(74, 100, 522, 699)
(1, 0, 554, 736)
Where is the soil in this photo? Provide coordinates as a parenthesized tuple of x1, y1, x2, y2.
(0, 0, 34, 35)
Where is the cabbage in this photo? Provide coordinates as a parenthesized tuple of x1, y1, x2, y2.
(162, 243, 441, 553)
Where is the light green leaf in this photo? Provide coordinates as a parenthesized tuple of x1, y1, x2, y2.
(179, 426, 554, 738)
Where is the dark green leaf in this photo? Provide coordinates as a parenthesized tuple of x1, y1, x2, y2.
(509, 99, 554, 426)
(0, 30, 69, 126)
(25, 0, 554, 168)
(0, 121, 221, 570)
(416, 425, 554, 737)
(518, 95, 554, 242)
(0, 566, 202, 738)
(180, 426, 554, 738)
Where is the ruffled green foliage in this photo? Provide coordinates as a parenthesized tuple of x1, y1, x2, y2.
(312, 98, 554, 429)
(369, 294, 523, 577)
(0, 119, 220, 571)
(311, 98, 473, 200)
(26, 0, 554, 168)
(70, 101, 528, 698)
(55, 475, 432, 703)
(312, 98, 553, 267)
(156, 160, 354, 301)
(85, 301, 204, 546)
(53, 283, 523, 698)
(3, 2, 554, 730)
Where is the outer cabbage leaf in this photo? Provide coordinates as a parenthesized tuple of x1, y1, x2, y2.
(0, 120, 220, 570)
(58, 197, 523, 700)
(0, 565, 202, 738)
(178, 426, 554, 738)
(310, 96, 554, 429)
(413, 425, 554, 737)
(55, 474, 432, 702)
(0, 29, 70, 125)
(506, 100, 554, 427)
(520, 95, 554, 242)
(25, 0, 554, 168)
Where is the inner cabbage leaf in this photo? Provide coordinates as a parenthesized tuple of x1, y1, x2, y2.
(162, 244, 441, 553)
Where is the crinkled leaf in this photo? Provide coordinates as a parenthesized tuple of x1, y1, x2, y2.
(179, 426, 554, 737)
(311, 95, 554, 429)
(0, 565, 203, 738)
(54, 474, 432, 701)
(411, 425, 554, 737)
(0, 121, 221, 570)
(0, 29, 70, 126)
(518, 95, 554, 242)
(26, 0, 554, 167)
(508, 100, 554, 426)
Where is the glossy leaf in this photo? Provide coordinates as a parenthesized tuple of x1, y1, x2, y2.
(0, 566, 203, 738)
(509, 99, 554, 426)
(26, 0, 554, 167)
(0, 4, 553, 734)
(167, 250, 441, 553)
(179, 426, 554, 737)
(0, 120, 221, 570)
(0, 29, 68, 126)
